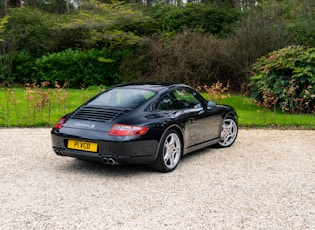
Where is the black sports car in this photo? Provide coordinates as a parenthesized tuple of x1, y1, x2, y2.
(51, 83, 238, 172)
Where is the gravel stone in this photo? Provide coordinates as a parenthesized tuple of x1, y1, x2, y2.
(0, 128, 314, 229)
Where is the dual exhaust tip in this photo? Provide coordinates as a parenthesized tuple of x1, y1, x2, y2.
(102, 157, 119, 165)
(54, 149, 65, 156)
(54, 149, 119, 165)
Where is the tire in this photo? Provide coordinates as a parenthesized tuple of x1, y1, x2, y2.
(149, 129, 182, 172)
(216, 116, 238, 148)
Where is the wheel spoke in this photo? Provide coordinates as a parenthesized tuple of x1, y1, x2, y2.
(169, 135, 174, 145)
(222, 136, 228, 145)
(169, 154, 175, 167)
(163, 147, 171, 161)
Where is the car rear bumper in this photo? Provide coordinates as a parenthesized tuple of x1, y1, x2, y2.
(51, 134, 159, 165)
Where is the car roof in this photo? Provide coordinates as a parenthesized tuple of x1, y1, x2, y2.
(115, 82, 188, 92)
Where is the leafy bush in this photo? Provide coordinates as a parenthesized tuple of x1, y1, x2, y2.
(141, 30, 227, 87)
(0, 54, 12, 84)
(250, 45, 315, 114)
(141, 3, 240, 37)
(34, 48, 131, 88)
(2, 6, 144, 57)
(285, 18, 315, 47)
(11, 51, 35, 84)
(225, 6, 292, 89)
(53, 3, 145, 51)
(2, 8, 58, 58)
(279, 0, 315, 47)
(140, 24, 289, 91)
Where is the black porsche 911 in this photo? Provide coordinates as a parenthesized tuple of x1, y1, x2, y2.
(51, 83, 238, 172)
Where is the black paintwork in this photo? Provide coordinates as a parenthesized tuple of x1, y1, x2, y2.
(51, 83, 237, 165)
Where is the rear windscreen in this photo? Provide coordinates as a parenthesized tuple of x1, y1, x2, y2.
(88, 88, 156, 109)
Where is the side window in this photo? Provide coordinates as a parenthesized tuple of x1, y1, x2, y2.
(155, 88, 202, 110)
(156, 94, 175, 110)
(173, 88, 202, 109)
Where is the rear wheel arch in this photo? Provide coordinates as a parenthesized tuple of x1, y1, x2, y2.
(156, 124, 184, 150)
(169, 125, 184, 140)
(149, 126, 184, 172)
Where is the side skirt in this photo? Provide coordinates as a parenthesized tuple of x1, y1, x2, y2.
(183, 138, 221, 155)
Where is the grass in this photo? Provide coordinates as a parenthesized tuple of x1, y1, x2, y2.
(207, 94, 315, 129)
(0, 87, 314, 129)
(0, 87, 104, 127)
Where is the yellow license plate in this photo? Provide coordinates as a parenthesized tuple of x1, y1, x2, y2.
(67, 140, 98, 153)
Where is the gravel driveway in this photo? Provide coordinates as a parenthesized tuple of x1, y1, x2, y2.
(0, 128, 314, 229)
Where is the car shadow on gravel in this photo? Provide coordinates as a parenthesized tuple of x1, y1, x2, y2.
(56, 147, 216, 176)
(57, 158, 156, 176)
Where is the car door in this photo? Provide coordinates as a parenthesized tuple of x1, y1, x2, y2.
(172, 87, 222, 147)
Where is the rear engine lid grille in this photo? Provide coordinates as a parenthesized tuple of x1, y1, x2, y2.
(70, 106, 126, 122)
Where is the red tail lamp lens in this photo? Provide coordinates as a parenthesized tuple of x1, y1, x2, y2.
(109, 124, 149, 136)
(54, 118, 67, 130)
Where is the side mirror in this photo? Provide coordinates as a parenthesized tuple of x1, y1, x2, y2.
(207, 101, 216, 108)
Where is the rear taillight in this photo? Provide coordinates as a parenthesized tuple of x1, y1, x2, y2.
(109, 124, 149, 136)
(54, 118, 67, 130)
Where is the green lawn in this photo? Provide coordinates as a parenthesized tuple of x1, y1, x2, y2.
(205, 94, 315, 129)
(0, 87, 104, 127)
(0, 88, 314, 129)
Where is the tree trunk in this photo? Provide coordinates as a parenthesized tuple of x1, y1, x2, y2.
(0, 0, 8, 17)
